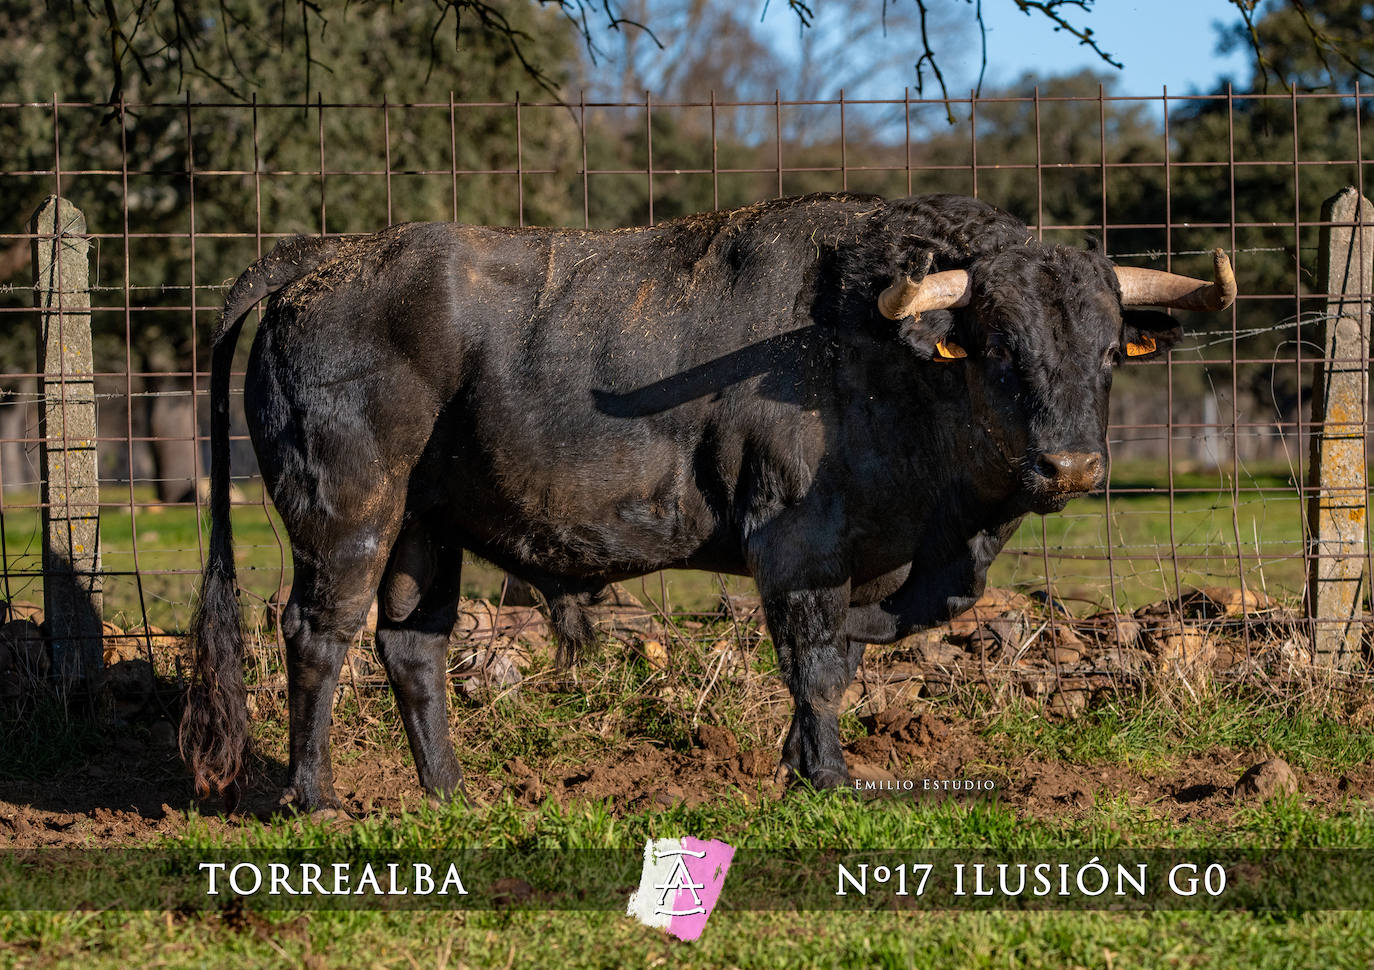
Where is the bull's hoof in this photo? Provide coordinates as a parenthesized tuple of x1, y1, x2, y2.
(773, 762, 796, 789)
(783, 765, 852, 792)
(277, 786, 347, 816)
(806, 767, 853, 790)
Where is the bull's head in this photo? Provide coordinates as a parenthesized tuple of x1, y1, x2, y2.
(878, 246, 1235, 514)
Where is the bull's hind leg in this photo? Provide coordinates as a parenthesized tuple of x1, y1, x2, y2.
(374, 523, 466, 801)
(279, 524, 398, 813)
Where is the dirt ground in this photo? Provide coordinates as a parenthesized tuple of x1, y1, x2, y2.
(4, 681, 1372, 849)
(2, 584, 1370, 848)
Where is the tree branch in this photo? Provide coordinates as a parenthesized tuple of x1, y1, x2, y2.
(1009, 1, 1122, 70)
(912, 0, 953, 119)
(1289, 0, 1374, 86)
(1224, 0, 1373, 92)
(973, 0, 988, 96)
(1228, 0, 1277, 92)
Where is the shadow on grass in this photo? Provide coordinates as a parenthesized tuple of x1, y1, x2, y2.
(0, 676, 289, 820)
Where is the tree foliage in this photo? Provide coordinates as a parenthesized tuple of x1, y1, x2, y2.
(3, 0, 582, 365)
(44, 0, 1374, 107)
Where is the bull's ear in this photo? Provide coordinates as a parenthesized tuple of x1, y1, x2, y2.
(1121, 309, 1183, 362)
(899, 310, 965, 362)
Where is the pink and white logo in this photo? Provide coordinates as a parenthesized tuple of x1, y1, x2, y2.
(626, 837, 735, 940)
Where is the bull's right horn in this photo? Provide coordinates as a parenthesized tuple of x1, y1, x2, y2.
(877, 269, 973, 321)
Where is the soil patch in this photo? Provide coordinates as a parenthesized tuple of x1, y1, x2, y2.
(4, 686, 1371, 848)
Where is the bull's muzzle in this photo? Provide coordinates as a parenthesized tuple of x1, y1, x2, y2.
(1035, 451, 1104, 495)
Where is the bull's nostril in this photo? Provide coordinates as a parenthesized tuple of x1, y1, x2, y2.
(1037, 454, 1069, 480)
(1036, 452, 1104, 492)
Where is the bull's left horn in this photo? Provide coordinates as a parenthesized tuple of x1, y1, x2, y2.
(877, 269, 973, 321)
(1115, 248, 1237, 312)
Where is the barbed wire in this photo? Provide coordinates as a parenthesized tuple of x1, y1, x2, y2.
(1108, 246, 1293, 261)
(1180, 311, 1349, 351)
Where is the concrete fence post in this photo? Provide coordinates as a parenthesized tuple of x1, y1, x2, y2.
(29, 195, 103, 682)
(1306, 187, 1372, 667)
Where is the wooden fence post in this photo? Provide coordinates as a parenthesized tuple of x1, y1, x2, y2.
(1306, 187, 1372, 667)
(29, 195, 103, 682)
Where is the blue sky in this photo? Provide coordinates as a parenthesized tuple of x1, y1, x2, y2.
(757, 0, 1255, 100)
(970, 0, 1253, 95)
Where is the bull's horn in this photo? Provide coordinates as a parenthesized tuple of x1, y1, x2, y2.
(1115, 248, 1236, 312)
(877, 269, 973, 321)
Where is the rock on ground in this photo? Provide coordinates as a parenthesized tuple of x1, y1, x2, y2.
(1232, 758, 1298, 801)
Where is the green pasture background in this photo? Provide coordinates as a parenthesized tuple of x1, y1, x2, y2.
(0, 460, 1337, 632)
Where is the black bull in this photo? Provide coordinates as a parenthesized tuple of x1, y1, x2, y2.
(181, 193, 1235, 809)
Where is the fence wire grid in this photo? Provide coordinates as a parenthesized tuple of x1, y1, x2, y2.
(0, 86, 1371, 661)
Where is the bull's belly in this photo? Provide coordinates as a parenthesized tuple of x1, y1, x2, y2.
(428, 426, 736, 576)
(449, 483, 739, 581)
(459, 524, 746, 583)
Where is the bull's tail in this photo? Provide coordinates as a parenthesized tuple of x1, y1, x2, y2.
(180, 235, 341, 802)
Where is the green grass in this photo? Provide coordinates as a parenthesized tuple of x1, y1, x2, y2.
(4, 791, 1374, 968)
(155, 785, 1374, 854)
(1, 461, 1340, 631)
(983, 693, 1374, 777)
(3, 908, 1369, 970)
(5, 678, 1374, 966)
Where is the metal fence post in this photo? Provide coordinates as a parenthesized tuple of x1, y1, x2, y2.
(1306, 187, 1372, 667)
(29, 195, 103, 682)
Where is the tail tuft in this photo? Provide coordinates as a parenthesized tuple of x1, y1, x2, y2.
(546, 591, 601, 669)
(180, 558, 249, 797)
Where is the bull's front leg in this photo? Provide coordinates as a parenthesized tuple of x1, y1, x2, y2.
(778, 634, 867, 783)
(760, 586, 853, 789)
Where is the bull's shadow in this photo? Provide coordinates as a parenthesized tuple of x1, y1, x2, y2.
(590, 327, 836, 418)
(0, 547, 222, 819)
(0, 695, 291, 819)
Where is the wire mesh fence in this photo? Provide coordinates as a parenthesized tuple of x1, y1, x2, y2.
(0, 86, 1370, 674)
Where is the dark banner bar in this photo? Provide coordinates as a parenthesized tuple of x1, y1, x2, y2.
(2, 849, 1372, 912)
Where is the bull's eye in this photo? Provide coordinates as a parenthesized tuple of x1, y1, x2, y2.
(1103, 345, 1122, 369)
(983, 334, 1019, 390)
